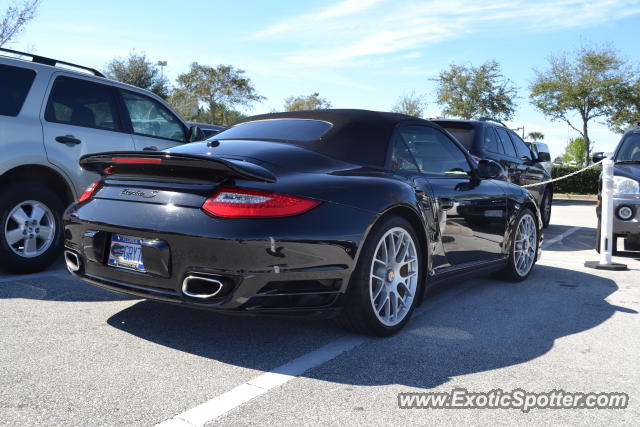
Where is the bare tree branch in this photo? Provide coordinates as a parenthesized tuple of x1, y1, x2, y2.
(0, 0, 41, 47)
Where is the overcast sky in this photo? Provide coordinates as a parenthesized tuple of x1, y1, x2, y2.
(14, 0, 640, 155)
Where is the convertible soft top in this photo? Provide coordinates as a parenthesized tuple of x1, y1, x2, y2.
(221, 109, 426, 167)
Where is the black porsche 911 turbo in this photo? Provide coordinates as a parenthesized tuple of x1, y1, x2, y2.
(64, 109, 542, 336)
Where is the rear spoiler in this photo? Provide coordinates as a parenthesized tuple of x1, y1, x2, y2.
(79, 151, 277, 183)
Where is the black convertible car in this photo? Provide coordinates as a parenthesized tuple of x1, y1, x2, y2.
(64, 110, 542, 336)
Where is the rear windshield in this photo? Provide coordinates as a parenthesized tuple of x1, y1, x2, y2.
(433, 122, 475, 149)
(213, 119, 332, 142)
(0, 64, 36, 116)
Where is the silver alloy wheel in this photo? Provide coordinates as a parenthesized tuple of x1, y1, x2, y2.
(514, 213, 537, 277)
(3, 200, 56, 259)
(369, 227, 419, 327)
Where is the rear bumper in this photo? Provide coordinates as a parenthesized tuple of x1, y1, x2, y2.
(64, 199, 372, 317)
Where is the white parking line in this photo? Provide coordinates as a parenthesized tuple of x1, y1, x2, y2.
(542, 226, 582, 249)
(0, 268, 67, 283)
(155, 280, 478, 427)
(156, 335, 365, 427)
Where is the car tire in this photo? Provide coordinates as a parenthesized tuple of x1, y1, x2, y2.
(0, 183, 65, 274)
(497, 207, 538, 282)
(336, 216, 423, 336)
(595, 216, 619, 255)
(540, 189, 552, 229)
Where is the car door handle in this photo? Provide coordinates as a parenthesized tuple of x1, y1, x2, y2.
(439, 197, 455, 210)
(143, 146, 158, 151)
(55, 135, 81, 145)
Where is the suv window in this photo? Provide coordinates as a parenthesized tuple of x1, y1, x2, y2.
(484, 126, 501, 153)
(45, 76, 121, 130)
(0, 64, 36, 117)
(433, 121, 475, 150)
(121, 90, 186, 141)
(495, 127, 517, 157)
(396, 126, 471, 177)
(509, 131, 533, 160)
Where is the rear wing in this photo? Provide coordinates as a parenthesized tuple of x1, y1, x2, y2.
(79, 151, 277, 183)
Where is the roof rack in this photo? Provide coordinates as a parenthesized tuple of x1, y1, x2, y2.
(478, 117, 508, 127)
(0, 47, 105, 78)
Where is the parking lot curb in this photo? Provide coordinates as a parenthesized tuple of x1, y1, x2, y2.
(553, 193, 597, 201)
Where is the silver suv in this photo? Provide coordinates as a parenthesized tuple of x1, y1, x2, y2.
(0, 48, 203, 273)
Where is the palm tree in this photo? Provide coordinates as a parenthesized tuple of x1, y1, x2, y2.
(526, 131, 544, 141)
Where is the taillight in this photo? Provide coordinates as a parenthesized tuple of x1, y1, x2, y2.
(202, 187, 321, 218)
(78, 180, 100, 203)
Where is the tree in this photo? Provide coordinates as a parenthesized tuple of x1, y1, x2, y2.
(171, 63, 264, 125)
(104, 51, 169, 98)
(530, 46, 631, 165)
(433, 60, 518, 120)
(608, 77, 640, 133)
(284, 92, 331, 111)
(526, 131, 545, 141)
(391, 91, 426, 118)
(0, 0, 40, 47)
(562, 137, 592, 167)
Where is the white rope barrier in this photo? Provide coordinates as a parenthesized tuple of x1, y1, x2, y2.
(521, 160, 603, 188)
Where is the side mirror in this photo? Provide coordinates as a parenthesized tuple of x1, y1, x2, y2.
(592, 152, 605, 163)
(537, 151, 551, 162)
(476, 159, 504, 180)
(187, 125, 205, 142)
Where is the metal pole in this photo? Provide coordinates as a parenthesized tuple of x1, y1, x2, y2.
(585, 153, 627, 270)
(600, 156, 614, 265)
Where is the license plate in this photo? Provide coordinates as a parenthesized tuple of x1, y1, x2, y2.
(107, 235, 145, 272)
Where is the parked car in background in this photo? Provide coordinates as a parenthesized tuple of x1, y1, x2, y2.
(0, 48, 204, 273)
(527, 141, 553, 174)
(189, 122, 225, 138)
(432, 118, 553, 228)
(64, 110, 542, 336)
(593, 124, 640, 253)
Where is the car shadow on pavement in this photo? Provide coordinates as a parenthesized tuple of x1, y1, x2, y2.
(0, 274, 135, 302)
(106, 264, 636, 389)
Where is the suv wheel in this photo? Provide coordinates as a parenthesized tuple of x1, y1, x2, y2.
(0, 183, 65, 274)
(540, 189, 552, 228)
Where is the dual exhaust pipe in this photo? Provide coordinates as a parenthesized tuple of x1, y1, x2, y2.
(64, 250, 82, 273)
(182, 274, 226, 300)
(65, 250, 225, 301)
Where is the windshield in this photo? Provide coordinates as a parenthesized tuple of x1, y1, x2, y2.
(616, 133, 640, 162)
(213, 119, 332, 142)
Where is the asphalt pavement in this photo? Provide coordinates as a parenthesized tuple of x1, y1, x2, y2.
(1, 200, 638, 426)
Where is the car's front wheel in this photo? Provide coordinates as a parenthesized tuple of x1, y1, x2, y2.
(337, 216, 423, 336)
(0, 183, 64, 274)
(497, 208, 538, 281)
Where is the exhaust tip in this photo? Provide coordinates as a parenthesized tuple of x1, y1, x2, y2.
(182, 275, 224, 299)
(64, 250, 82, 272)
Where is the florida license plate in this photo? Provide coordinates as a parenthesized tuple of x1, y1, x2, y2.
(107, 235, 145, 272)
